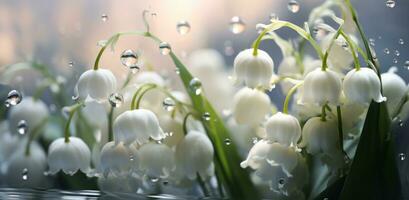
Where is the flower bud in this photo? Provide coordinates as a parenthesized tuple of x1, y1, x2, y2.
(343, 68, 386, 104)
(301, 68, 342, 106)
(113, 109, 165, 145)
(232, 87, 271, 125)
(47, 137, 91, 175)
(175, 130, 214, 180)
(265, 112, 301, 146)
(99, 141, 139, 176)
(233, 49, 274, 88)
(139, 143, 175, 178)
(8, 97, 49, 135)
(75, 69, 117, 101)
(381, 68, 407, 115)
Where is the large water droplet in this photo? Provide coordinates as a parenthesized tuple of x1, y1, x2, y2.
(5, 90, 22, 107)
(399, 153, 406, 161)
(176, 20, 191, 35)
(17, 120, 28, 135)
(162, 97, 176, 112)
(288, 0, 300, 13)
(189, 78, 202, 95)
(101, 14, 108, 22)
(159, 42, 171, 55)
(386, 0, 396, 8)
(229, 16, 246, 34)
(22, 168, 28, 181)
(224, 138, 231, 145)
(120, 50, 139, 73)
(108, 93, 124, 108)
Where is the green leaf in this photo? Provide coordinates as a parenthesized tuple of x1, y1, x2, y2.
(169, 52, 260, 199)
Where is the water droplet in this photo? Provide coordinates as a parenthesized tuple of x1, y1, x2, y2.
(22, 168, 28, 181)
(129, 155, 134, 161)
(229, 16, 246, 34)
(399, 38, 404, 45)
(393, 58, 398, 64)
(288, 0, 300, 13)
(399, 153, 406, 161)
(162, 180, 169, 185)
(224, 40, 234, 56)
(386, 0, 396, 8)
(17, 120, 28, 135)
(224, 138, 231, 145)
(384, 48, 390, 55)
(252, 137, 259, 144)
(150, 176, 159, 183)
(101, 14, 108, 22)
(162, 97, 176, 112)
(189, 78, 202, 95)
(120, 50, 139, 72)
(159, 42, 171, 55)
(176, 20, 191, 35)
(399, 119, 404, 126)
(404, 60, 409, 69)
(5, 90, 22, 107)
(68, 61, 74, 67)
(71, 95, 79, 102)
(269, 13, 279, 21)
(43, 171, 51, 176)
(108, 93, 123, 108)
(278, 178, 285, 189)
(202, 112, 211, 121)
(97, 40, 108, 47)
(369, 38, 375, 46)
(394, 50, 400, 57)
(175, 68, 180, 74)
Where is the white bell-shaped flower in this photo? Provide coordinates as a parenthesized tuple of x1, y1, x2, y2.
(8, 97, 49, 135)
(188, 48, 225, 80)
(343, 67, 386, 104)
(5, 141, 48, 188)
(381, 68, 407, 115)
(99, 141, 139, 176)
(320, 32, 357, 71)
(233, 48, 274, 88)
(138, 142, 175, 178)
(300, 117, 340, 155)
(75, 69, 117, 101)
(232, 87, 271, 125)
(265, 112, 301, 146)
(301, 68, 342, 106)
(113, 109, 165, 145)
(175, 130, 214, 180)
(47, 137, 91, 175)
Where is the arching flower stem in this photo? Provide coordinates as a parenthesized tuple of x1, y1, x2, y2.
(283, 82, 304, 114)
(64, 103, 84, 143)
(24, 118, 48, 156)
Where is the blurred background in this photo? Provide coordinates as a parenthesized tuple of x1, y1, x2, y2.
(0, 0, 409, 196)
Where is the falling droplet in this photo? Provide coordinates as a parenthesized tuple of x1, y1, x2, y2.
(108, 93, 124, 108)
(202, 112, 211, 121)
(288, 0, 300, 13)
(393, 58, 398, 64)
(189, 78, 202, 95)
(22, 168, 28, 181)
(384, 48, 390, 55)
(68, 61, 74, 67)
(120, 50, 139, 72)
(176, 20, 191, 35)
(229, 16, 246, 34)
(224, 40, 235, 56)
(162, 97, 176, 112)
(159, 42, 171, 55)
(399, 38, 404, 45)
(101, 14, 108, 22)
(369, 38, 375, 46)
(394, 50, 400, 56)
(399, 153, 406, 161)
(17, 120, 28, 135)
(5, 90, 22, 107)
(386, 0, 396, 8)
(224, 138, 231, 145)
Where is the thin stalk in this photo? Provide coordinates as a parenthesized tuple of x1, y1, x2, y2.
(322, 28, 342, 71)
(182, 113, 194, 136)
(130, 83, 156, 110)
(339, 31, 360, 70)
(321, 104, 327, 121)
(197, 173, 210, 197)
(336, 106, 344, 151)
(134, 85, 157, 109)
(24, 118, 48, 156)
(64, 103, 83, 143)
(283, 82, 304, 114)
(252, 28, 270, 56)
(108, 106, 114, 142)
(215, 169, 225, 198)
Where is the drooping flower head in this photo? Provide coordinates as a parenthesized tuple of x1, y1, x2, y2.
(232, 87, 271, 125)
(265, 112, 301, 147)
(75, 69, 117, 101)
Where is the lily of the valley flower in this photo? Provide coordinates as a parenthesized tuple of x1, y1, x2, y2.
(113, 109, 165, 145)
(319, 32, 357, 71)
(265, 112, 301, 147)
(301, 68, 342, 106)
(99, 141, 139, 176)
(75, 69, 117, 101)
(138, 142, 175, 178)
(233, 48, 274, 88)
(232, 87, 271, 125)
(8, 97, 49, 135)
(343, 67, 386, 104)
(47, 136, 91, 175)
(381, 68, 408, 115)
(175, 130, 214, 180)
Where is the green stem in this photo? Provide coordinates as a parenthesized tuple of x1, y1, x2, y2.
(339, 30, 360, 70)
(134, 85, 157, 110)
(64, 103, 83, 143)
(182, 112, 194, 135)
(283, 82, 304, 114)
(197, 173, 210, 197)
(252, 28, 270, 56)
(24, 118, 48, 156)
(321, 104, 327, 121)
(108, 106, 114, 142)
(336, 106, 344, 151)
(130, 83, 156, 110)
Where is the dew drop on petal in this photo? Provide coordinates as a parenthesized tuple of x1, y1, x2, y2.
(176, 20, 191, 35)
(159, 42, 171, 55)
(189, 78, 202, 95)
(162, 97, 176, 112)
(229, 16, 246, 34)
(202, 112, 211, 121)
(288, 0, 300, 13)
(101, 14, 108, 22)
(120, 49, 139, 71)
(22, 168, 28, 181)
(108, 93, 124, 108)
(386, 0, 396, 8)
(5, 90, 22, 107)
(224, 138, 231, 145)
(399, 38, 404, 45)
(384, 48, 390, 55)
(399, 153, 406, 161)
(17, 120, 28, 135)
